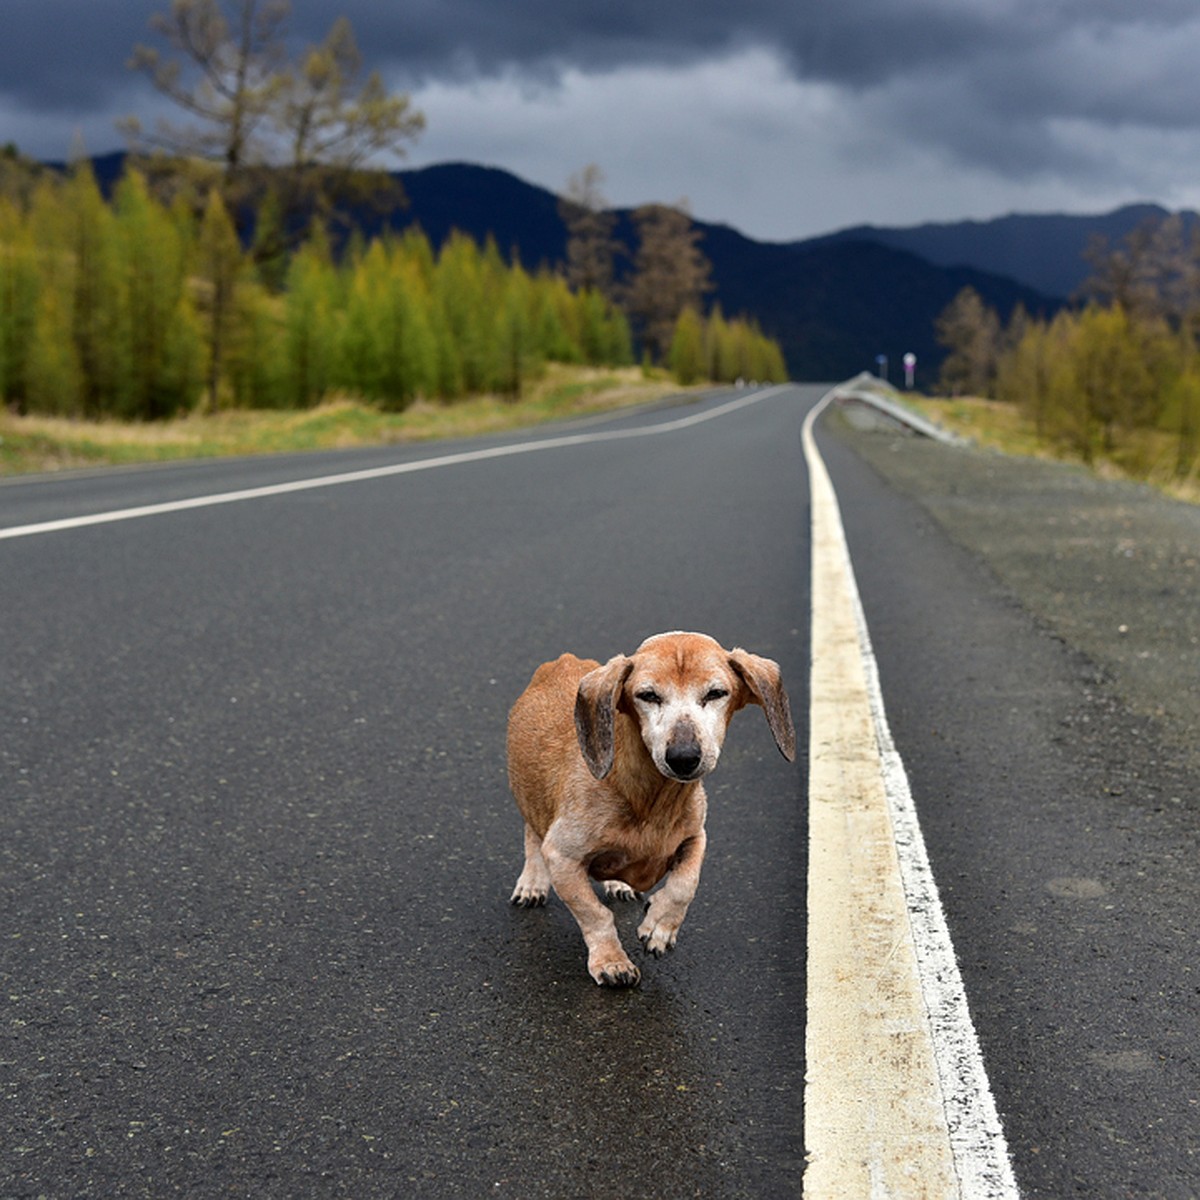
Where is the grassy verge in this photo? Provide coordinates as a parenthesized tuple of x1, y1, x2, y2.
(0, 366, 695, 477)
(904, 393, 1200, 505)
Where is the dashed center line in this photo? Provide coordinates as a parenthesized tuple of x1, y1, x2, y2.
(802, 388, 1019, 1198)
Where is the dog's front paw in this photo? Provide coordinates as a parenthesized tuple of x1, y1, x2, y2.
(510, 880, 548, 907)
(638, 910, 681, 958)
(588, 949, 641, 987)
(601, 880, 639, 903)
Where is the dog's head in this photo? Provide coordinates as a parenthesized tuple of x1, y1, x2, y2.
(574, 631, 796, 782)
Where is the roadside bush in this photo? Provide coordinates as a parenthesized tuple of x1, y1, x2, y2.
(995, 303, 1194, 477)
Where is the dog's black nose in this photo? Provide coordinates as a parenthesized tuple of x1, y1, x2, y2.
(665, 741, 703, 779)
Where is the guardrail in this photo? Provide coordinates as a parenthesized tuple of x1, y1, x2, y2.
(830, 372, 968, 446)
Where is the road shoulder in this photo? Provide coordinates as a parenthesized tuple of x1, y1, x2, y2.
(827, 412, 1200, 777)
(819, 409, 1200, 1197)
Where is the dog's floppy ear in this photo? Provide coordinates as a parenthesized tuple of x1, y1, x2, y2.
(728, 649, 796, 762)
(574, 654, 634, 779)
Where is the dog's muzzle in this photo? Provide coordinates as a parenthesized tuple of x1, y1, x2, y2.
(664, 731, 704, 781)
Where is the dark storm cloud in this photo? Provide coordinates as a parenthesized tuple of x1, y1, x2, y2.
(306, 0, 1016, 96)
(3, 0, 1196, 108)
(5, 0, 1200, 236)
(281, 0, 1200, 106)
(0, 1, 161, 109)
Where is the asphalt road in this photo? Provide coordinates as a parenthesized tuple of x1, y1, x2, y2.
(2, 384, 1197, 1198)
(1, 387, 811, 1198)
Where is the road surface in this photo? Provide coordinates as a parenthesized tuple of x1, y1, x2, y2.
(2, 384, 1197, 1197)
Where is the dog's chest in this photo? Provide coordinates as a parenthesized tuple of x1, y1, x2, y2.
(590, 820, 696, 897)
(587, 849, 674, 893)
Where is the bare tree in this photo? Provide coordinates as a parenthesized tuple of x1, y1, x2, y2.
(272, 18, 423, 205)
(623, 201, 713, 363)
(122, 0, 423, 238)
(123, 0, 290, 175)
(558, 165, 621, 298)
(935, 286, 1001, 396)
(1081, 213, 1200, 330)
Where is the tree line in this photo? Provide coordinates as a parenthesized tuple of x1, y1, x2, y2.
(0, 160, 785, 421)
(935, 214, 1200, 481)
(0, 163, 638, 419)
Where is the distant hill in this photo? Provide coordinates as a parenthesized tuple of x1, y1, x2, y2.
(813, 205, 1200, 300)
(367, 162, 570, 267)
(700, 233, 1053, 383)
(370, 163, 1056, 385)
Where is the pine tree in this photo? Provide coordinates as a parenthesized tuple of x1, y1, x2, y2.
(531, 274, 579, 365)
(62, 165, 130, 417)
(434, 233, 494, 395)
(1072, 304, 1165, 458)
(336, 239, 440, 407)
(114, 169, 203, 417)
(283, 230, 337, 406)
(746, 319, 787, 381)
(0, 143, 51, 208)
(497, 261, 537, 397)
(250, 187, 289, 290)
(0, 199, 41, 411)
(1170, 358, 1200, 479)
(669, 307, 706, 384)
(337, 240, 387, 401)
(997, 314, 1039, 412)
(227, 279, 288, 407)
(26, 286, 84, 416)
(705, 306, 739, 383)
(195, 188, 246, 410)
(603, 305, 634, 367)
(380, 249, 438, 407)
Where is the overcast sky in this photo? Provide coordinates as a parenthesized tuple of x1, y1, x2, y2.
(4, 0, 1200, 241)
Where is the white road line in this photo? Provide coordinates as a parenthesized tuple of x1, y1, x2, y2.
(802, 387, 1019, 1198)
(0, 386, 789, 542)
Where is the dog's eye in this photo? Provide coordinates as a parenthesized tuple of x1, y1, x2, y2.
(702, 687, 730, 704)
(635, 688, 663, 705)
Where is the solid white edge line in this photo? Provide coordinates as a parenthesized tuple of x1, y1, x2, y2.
(803, 386, 1020, 1197)
(0, 385, 790, 542)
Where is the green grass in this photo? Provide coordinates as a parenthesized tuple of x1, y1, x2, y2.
(0, 366, 695, 477)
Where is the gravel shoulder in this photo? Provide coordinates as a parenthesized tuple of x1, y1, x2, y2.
(828, 406, 1200, 776)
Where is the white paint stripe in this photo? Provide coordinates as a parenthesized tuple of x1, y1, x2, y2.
(802, 386, 1019, 1198)
(0, 385, 789, 542)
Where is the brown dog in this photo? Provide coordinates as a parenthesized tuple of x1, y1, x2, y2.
(506, 631, 796, 986)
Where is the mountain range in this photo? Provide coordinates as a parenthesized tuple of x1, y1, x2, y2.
(379, 164, 1189, 386)
(810, 206, 1197, 301)
(82, 153, 1188, 384)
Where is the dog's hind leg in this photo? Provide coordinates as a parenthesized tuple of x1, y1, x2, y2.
(510, 823, 551, 907)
